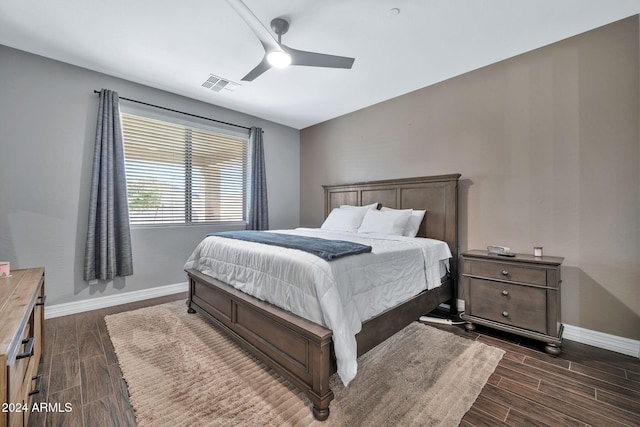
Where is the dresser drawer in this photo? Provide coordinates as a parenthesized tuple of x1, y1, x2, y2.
(5, 324, 41, 427)
(468, 260, 547, 286)
(20, 358, 41, 427)
(8, 326, 33, 404)
(6, 324, 34, 427)
(467, 278, 547, 334)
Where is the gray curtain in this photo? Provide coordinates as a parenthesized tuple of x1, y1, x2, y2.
(246, 127, 269, 230)
(83, 89, 133, 281)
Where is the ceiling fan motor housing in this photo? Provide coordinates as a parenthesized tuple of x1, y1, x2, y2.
(270, 18, 290, 37)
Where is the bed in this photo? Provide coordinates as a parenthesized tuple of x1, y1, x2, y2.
(184, 174, 460, 421)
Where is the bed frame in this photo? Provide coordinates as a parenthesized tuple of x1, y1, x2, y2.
(185, 174, 460, 421)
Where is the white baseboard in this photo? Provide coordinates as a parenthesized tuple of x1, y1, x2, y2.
(46, 285, 639, 359)
(440, 301, 638, 359)
(45, 282, 188, 319)
(563, 324, 639, 359)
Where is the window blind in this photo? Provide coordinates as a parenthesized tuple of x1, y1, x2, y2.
(121, 113, 248, 225)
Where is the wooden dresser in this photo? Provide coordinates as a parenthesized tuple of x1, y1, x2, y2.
(0, 268, 45, 427)
(460, 251, 563, 354)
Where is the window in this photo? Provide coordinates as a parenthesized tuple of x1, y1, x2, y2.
(121, 113, 248, 225)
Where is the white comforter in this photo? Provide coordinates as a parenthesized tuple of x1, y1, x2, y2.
(184, 228, 451, 385)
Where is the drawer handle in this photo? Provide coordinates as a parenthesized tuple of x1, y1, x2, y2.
(28, 374, 42, 396)
(502, 311, 509, 317)
(36, 295, 47, 306)
(16, 337, 34, 359)
(501, 270, 509, 276)
(502, 290, 509, 296)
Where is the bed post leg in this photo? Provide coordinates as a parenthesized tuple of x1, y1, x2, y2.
(449, 271, 459, 316)
(187, 276, 197, 313)
(312, 405, 330, 421)
(308, 390, 332, 421)
(309, 338, 333, 421)
(186, 299, 196, 313)
(449, 300, 457, 316)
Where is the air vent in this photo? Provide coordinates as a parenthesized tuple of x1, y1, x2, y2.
(201, 74, 241, 92)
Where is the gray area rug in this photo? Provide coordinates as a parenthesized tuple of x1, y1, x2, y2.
(105, 301, 504, 426)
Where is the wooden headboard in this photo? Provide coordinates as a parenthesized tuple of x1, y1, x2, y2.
(323, 174, 461, 277)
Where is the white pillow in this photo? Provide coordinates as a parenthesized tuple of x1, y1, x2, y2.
(381, 207, 426, 237)
(340, 202, 379, 210)
(357, 208, 412, 236)
(321, 208, 369, 232)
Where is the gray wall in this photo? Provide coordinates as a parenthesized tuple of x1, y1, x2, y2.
(300, 17, 640, 340)
(0, 45, 300, 306)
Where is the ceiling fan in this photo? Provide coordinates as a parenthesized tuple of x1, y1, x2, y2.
(225, 0, 356, 81)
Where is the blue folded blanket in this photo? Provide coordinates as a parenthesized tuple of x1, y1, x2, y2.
(208, 230, 372, 261)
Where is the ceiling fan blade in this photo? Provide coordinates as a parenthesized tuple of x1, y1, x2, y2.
(282, 44, 355, 69)
(224, 0, 280, 52)
(225, 0, 356, 81)
(241, 56, 272, 81)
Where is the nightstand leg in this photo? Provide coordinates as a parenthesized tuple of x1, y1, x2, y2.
(464, 321, 476, 331)
(545, 343, 561, 355)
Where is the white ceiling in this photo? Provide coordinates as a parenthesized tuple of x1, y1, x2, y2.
(1, 0, 639, 129)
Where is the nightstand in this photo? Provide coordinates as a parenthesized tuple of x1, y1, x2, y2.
(460, 250, 564, 354)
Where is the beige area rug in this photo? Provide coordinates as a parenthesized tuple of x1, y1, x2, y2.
(105, 301, 504, 427)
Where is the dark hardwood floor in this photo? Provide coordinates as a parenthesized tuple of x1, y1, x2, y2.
(28, 295, 639, 426)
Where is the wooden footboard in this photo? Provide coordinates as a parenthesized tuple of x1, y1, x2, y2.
(185, 268, 334, 420)
(186, 268, 453, 420)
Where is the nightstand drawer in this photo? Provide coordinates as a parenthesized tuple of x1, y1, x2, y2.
(469, 260, 547, 286)
(468, 278, 547, 334)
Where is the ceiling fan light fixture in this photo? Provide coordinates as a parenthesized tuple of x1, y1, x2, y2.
(267, 50, 291, 68)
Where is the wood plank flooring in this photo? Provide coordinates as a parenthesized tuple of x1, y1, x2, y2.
(28, 295, 639, 426)
(27, 294, 185, 427)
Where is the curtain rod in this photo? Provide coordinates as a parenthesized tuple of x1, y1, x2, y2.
(93, 89, 253, 132)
